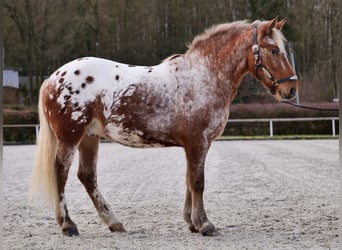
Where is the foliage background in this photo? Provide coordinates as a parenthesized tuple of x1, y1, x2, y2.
(3, 0, 340, 104)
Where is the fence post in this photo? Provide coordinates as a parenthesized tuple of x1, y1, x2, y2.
(332, 119, 336, 137)
(269, 120, 273, 137)
(35, 125, 39, 140)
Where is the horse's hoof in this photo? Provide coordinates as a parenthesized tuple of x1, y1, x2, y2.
(62, 226, 80, 237)
(199, 223, 219, 237)
(109, 223, 126, 232)
(201, 228, 220, 237)
(188, 225, 199, 233)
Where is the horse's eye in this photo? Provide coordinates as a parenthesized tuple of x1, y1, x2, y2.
(270, 49, 279, 55)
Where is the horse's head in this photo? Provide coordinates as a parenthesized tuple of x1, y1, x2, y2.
(247, 17, 298, 101)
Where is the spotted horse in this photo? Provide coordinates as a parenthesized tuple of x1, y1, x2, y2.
(31, 17, 298, 237)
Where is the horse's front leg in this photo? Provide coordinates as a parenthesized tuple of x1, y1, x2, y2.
(183, 144, 218, 236)
(183, 187, 198, 233)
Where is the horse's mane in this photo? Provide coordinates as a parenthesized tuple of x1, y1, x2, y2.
(188, 20, 250, 51)
(188, 20, 287, 55)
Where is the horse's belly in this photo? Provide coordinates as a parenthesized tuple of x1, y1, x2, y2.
(103, 123, 166, 148)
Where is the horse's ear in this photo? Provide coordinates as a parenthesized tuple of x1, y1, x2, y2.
(262, 16, 278, 36)
(275, 17, 287, 30)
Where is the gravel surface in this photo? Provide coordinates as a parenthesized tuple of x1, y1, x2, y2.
(3, 140, 339, 249)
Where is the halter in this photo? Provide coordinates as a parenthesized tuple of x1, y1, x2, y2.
(252, 26, 298, 95)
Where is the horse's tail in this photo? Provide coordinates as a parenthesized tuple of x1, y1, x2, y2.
(30, 80, 59, 209)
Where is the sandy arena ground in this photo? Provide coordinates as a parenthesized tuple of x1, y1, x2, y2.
(3, 139, 339, 249)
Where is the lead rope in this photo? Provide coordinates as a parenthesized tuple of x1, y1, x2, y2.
(281, 100, 339, 112)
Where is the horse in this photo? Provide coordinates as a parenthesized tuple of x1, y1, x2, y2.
(30, 17, 298, 237)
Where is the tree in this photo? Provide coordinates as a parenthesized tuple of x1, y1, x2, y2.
(4, 0, 339, 104)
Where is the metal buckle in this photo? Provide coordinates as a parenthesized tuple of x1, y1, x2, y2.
(252, 44, 259, 62)
(252, 44, 259, 55)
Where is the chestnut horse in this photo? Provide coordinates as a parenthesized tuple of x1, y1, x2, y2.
(31, 17, 298, 237)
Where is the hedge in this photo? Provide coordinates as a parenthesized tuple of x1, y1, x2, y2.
(3, 102, 339, 144)
(3, 109, 39, 144)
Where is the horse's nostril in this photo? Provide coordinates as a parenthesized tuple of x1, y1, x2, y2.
(289, 87, 296, 96)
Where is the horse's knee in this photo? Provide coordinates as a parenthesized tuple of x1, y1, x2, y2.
(190, 175, 205, 192)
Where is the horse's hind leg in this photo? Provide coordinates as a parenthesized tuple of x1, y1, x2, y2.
(77, 134, 125, 232)
(54, 144, 79, 236)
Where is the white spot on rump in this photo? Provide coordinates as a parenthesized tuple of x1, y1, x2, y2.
(71, 111, 83, 121)
(56, 87, 69, 109)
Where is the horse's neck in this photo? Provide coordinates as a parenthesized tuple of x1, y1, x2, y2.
(186, 34, 252, 105)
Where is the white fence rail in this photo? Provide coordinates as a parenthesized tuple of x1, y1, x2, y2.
(3, 124, 40, 139)
(3, 117, 339, 140)
(228, 117, 339, 137)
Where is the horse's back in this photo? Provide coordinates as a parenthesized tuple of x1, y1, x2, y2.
(44, 57, 170, 108)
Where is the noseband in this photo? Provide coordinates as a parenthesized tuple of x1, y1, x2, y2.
(252, 26, 298, 95)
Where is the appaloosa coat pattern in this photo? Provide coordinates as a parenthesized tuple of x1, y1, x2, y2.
(31, 17, 298, 237)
